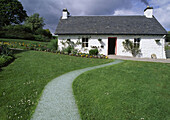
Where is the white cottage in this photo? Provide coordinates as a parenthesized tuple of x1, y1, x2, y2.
(55, 6, 167, 59)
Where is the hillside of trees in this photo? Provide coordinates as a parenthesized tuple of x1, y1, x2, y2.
(0, 0, 52, 41)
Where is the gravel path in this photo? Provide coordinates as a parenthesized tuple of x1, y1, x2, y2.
(108, 55, 170, 63)
(31, 60, 123, 120)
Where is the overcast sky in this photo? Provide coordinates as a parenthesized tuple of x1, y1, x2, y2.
(19, 0, 170, 34)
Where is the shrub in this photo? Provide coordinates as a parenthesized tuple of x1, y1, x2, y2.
(122, 39, 141, 57)
(0, 25, 52, 41)
(3, 25, 32, 33)
(47, 39, 58, 50)
(166, 31, 170, 42)
(0, 55, 13, 68)
(0, 44, 13, 57)
(34, 35, 50, 41)
(35, 28, 52, 39)
(89, 48, 98, 55)
(0, 25, 35, 40)
(62, 46, 74, 53)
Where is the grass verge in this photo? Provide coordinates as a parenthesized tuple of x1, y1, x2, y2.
(73, 61, 170, 120)
(0, 50, 113, 120)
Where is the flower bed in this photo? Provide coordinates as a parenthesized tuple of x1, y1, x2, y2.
(0, 41, 48, 51)
(0, 42, 108, 59)
(57, 51, 108, 59)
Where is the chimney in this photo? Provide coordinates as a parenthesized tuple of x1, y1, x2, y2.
(62, 8, 69, 19)
(144, 6, 153, 18)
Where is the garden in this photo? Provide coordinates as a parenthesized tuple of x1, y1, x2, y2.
(0, 38, 108, 60)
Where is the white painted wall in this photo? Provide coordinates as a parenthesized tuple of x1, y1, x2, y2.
(58, 35, 166, 59)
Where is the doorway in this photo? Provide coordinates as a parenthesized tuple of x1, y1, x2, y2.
(108, 37, 117, 55)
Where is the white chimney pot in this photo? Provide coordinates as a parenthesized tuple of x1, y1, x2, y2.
(144, 6, 153, 18)
(62, 8, 69, 19)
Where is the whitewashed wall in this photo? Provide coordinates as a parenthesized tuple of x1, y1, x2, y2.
(58, 35, 166, 59)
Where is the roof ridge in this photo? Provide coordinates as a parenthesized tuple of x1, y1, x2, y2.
(69, 15, 145, 17)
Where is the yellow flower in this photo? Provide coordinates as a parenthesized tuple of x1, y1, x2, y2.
(105, 56, 108, 59)
(4, 42, 8, 45)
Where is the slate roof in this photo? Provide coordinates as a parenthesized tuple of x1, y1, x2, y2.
(55, 16, 167, 35)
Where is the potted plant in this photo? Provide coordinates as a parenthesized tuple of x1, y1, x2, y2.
(155, 39, 160, 43)
(98, 38, 102, 42)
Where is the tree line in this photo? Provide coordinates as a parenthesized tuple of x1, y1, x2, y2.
(0, 0, 52, 41)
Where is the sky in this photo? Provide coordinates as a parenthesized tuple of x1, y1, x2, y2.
(19, 0, 170, 34)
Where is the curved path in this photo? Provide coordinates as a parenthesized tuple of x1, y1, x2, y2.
(31, 60, 123, 120)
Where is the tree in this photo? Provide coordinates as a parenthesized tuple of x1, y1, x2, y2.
(166, 31, 170, 42)
(24, 13, 45, 32)
(122, 39, 141, 57)
(0, 0, 27, 26)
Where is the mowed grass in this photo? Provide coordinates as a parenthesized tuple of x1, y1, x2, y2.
(73, 61, 170, 120)
(0, 50, 113, 120)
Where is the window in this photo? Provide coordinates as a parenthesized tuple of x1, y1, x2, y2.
(82, 38, 88, 47)
(134, 38, 141, 48)
(67, 39, 70, 41)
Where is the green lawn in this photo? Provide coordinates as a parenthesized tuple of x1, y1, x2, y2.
(73, 61, 170, 120)
(0, 50, 113, 120)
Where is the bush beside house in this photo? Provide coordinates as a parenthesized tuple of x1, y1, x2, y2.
(0, 44, 15, 68)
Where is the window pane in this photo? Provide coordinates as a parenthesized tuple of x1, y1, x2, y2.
(82, 38, 85, 42)
(137, 38, 140, 43)
(134, 38, 137, 43)
(86, 38, 88, 42)
(86, 43, 88, 47)
(82, 38, 88, 47)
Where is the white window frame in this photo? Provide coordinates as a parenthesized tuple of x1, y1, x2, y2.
(134, 38, 141, 48)
(82, 38, 88, 48)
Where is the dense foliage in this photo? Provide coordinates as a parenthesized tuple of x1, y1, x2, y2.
(0, 2, 52, 42)
(89, 48, 99, 55)
(0, 44, 14, 68)
(0, 25, 34, 40)
(0, 25, 52, 41)
(24, 13, 45, 32)
(166, 31, 170, 42)
(122, 39, 141, 57)
(47, 39, 58, 50)
(0, 55, 13, 68)
(0, 0, 27, 26)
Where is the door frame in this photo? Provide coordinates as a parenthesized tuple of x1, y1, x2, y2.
(108, 37, 117, 55)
